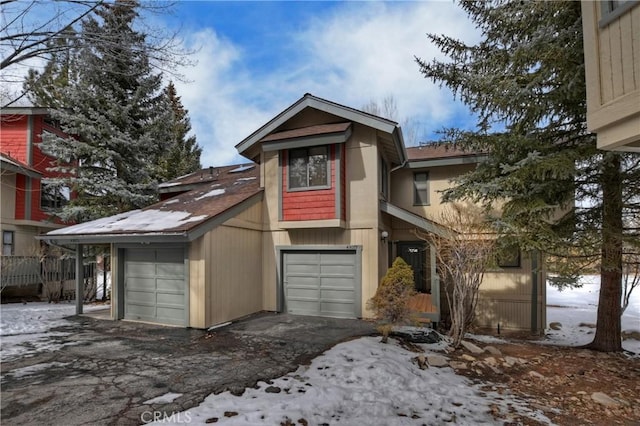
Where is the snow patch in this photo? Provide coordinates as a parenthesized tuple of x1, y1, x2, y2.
(2, 361, 70, 381)
(162, 198, 179, 205)
(234, 177, 257, 183)
(154, 337, 550, 425)
(229, 164, 255, 173)
(144, 392, 183, 405)
(195, 188, 226, 200)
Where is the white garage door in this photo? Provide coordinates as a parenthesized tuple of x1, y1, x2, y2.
(283, 250, 359, 318)
(124, 247, 186, 326)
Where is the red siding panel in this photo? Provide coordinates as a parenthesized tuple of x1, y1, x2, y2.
(1, 115, 28, 163)
(282, 145, 339, 221)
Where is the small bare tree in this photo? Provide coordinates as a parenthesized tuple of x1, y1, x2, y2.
(415, 205, 495, 347)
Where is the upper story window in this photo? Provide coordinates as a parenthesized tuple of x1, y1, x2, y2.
(380, 157, 389, 199)
(2, 231, 14, 256)
(600, 1, 637, 27)
(41, 183, 70, 211)
(288, 146, 330, 190)
(414, 172, 429, 205)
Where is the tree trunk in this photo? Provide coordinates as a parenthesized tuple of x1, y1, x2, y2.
(587, 153, 623, 352)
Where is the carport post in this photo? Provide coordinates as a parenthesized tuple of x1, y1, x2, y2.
(76, 244, 83, 315)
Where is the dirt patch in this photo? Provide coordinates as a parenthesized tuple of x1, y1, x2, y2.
(446, 341, 640, 425)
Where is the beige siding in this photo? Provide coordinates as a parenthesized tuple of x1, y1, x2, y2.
(475, 253, 546, 331)
(390, 164, 478, 220)
(189, 200, 263, 328)
(582, 1, 640, 151)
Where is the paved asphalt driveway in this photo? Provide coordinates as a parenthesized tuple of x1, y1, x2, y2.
(0, 312, 375, 425)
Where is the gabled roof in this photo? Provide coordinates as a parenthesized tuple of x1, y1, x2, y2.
(40, 164, 262, 244)
(236, 93, 407, 165)
(407, 143, 487, 169)
(0, 153, 41, 178)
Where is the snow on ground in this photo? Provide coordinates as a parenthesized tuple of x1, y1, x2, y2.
(155, 336, 550, 426)
(144, 393, 184, 405)
(0, 302, 110, 361)
(545, 275, 640, 354)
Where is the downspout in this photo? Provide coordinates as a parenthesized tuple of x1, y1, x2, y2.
(531, 250, 539, 335)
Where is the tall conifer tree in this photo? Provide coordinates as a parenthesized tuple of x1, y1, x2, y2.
(156, 81, 202, 181)
(417, 1, 640, 351)
(38, 0, 173, 222)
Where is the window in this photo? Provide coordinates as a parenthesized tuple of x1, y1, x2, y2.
(600, 1, 636, 27)
(414, 172, 429, 205)
(497, 246, 521, 268)
(41, 183, 70, 211)
(288, 146, 329, 189)
(2, 231, 14, 256)
(380, 157, 389, 199)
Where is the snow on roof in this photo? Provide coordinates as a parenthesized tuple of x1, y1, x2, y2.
(195, 188, 225, 201)
(51, 209, 208, 235)
(229, 164, 255, 173)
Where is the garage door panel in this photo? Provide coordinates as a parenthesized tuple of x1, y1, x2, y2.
(156, 263, 183, 277)
(320, 277, 355, 288)
(156, 307, 185, 322)
(156, 292, 184, 305)
(283, 250, 358, 319)
(156, 278, 184, 292)
(127, 276, 156, 290)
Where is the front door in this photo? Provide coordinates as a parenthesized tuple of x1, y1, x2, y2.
(397, 241, 428, 293)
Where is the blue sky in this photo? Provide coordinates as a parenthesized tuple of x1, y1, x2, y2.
(2, 1, 480, 168)
(153, 1, 481, 167)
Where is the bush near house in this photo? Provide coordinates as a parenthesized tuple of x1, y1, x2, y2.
(368, 257, 416, 342)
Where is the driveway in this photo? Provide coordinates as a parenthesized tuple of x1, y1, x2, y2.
(0, 312, 375, 425)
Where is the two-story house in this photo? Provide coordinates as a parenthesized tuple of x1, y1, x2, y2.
(40, 94, 545, 332)
(1, 107, 70, 256)
(581, 1, 640, 152)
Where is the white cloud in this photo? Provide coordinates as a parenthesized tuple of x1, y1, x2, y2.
(173, 2, 481, 167)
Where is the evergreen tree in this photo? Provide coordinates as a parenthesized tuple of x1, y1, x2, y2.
(156, 81, 202, 181)
(417, 1, 640, 352)
(38, 0, 173, 222)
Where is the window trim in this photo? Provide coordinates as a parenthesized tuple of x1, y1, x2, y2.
(599, 1, 638, 28)
(286, 145, 331, 192)
(413, 171, 430, 206)
(2, 230, 14, 256)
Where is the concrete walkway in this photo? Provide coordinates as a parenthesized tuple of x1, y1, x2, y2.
(0, 312, 375, 425)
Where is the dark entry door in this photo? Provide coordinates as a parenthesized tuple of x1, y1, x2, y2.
(397, 241, 427, 293)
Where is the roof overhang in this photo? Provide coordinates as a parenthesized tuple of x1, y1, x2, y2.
(262, 123, 352, 152)
(407, 154, 488, 169)
(380, 201, 451, 238)
(1, 157, 42, 179)
(235, 94, 407, 164)
(1, 107, 51, 116)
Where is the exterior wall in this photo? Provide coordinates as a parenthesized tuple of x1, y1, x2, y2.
(1, 173, 16, 220)
(582, 1, 640, 151)
(475, 252, 546, 332)
(190, 200, 263, 328)
(261, 122, 383, 318)
(390, 162, 545, 331)
(281, 144, 338, 221)
(390, 163, 477, 220)
(0, 115, 29, 162)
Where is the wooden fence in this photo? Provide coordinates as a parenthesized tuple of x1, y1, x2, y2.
(0, 256, 97, 300)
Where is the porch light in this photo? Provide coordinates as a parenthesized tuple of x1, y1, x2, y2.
(380, 230, 389, 243)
